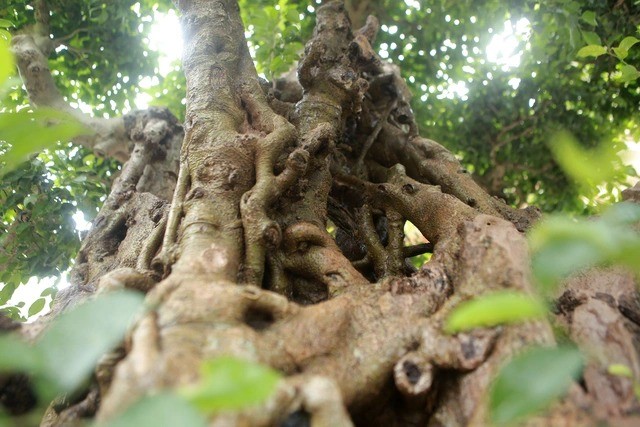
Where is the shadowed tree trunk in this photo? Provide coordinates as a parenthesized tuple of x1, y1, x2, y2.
(5, 1, 640, 426)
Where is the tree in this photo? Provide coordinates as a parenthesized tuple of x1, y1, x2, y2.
(1, 0, 640, 426)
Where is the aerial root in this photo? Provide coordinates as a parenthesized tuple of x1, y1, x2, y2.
(241, 122, 335, 286)
(335, 162, 476, 248)
(295, 376, 354, 427)
(138, 210, 167, 274)
(281, 222, 369, 296)
(155, 156, 190, 271)
(354, 205, 388, 278)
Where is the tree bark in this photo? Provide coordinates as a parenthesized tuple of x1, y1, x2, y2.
(4, 1, 640, 426)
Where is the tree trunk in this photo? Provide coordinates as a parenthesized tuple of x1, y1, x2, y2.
(7, 1, 640, 426)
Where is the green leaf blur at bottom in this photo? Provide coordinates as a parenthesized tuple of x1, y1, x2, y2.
(490, 346, 583, 425)
(0, 334, 42, 373)
(529, 203, 640, 293)
(36, 291, 145, 393)
(103, 393, 207, 427)
(444, 291, 547, 334)
(0, 291, 144, 408)
(180, 357, 281, 413)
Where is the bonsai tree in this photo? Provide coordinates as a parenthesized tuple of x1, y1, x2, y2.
(1, 1, 639, 425)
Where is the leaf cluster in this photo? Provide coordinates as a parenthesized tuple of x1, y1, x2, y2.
(241, 0, 309, 82)
(368, 0, 639, 212)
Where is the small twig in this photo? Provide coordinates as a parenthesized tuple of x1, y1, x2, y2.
(351, 254, 370, 270)
(403, 243, 433, 258)
(490, 100, 550, 163)
(54, 28, 88, 46)
(355, 100, 396, 172)
(355, 205, 387, 279)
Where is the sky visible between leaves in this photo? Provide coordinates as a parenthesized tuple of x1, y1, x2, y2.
(132, 7, 529, 109)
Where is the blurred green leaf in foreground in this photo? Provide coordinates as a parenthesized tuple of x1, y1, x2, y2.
(490, 346, 583, 425)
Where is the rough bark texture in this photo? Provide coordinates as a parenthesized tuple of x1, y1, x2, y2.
(3, 1, 640, 426)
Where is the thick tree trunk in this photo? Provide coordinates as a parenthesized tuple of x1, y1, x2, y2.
(6, 1, 640, 426)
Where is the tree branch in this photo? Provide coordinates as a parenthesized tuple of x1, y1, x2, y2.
(11, 34, 131, 161)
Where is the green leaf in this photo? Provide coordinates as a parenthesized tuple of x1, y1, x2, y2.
(529, 216, 609, 288)
(608, 364, 634, 379)
(0, 334, 42, 374)
(40, 287, 57, 298)
(0, 19, 13, 28)
(548, 130, 620, 188)
(613, 37, 639, 60)
(0, 108, 93, 176)
(0, 39, 13, 86)
(410, 252, 431, 269)
(0, 283, 17, 305)
(617, 64, 640, 83)
(444, 291, 547, 334)
(576, 44, 607, 58)
(103, 393, 207, 427)
(0, 29, 10, 43)
(529, 203, 640, 291)
(580, 11, 597, 27)
(28, 297, 47, 317)
(0, 306, 26, 322)
(613, 47, 629, 61)
(618, 36, 639, 52)
(601, 202, 640, 226)
(95, 10, 109, 25)
(581, 31, 601, 46)
(490, 346, 584, 425)
(531, 238, 601, 292)
(36, 291, 145, 392)
(285, 7, 301, 24)
(180, 357, 281, 413)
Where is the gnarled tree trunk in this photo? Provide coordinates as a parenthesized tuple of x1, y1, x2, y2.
(6, 1, 640, 426)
